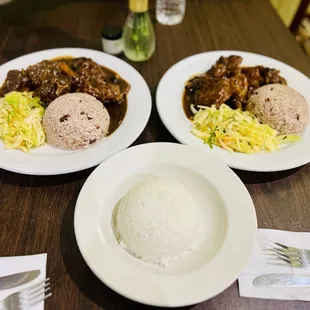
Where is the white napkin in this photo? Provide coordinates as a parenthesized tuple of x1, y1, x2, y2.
(0, 254, 47, 309)
(238, 229, 310, 301)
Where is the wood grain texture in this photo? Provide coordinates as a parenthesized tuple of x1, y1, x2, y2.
(0, 0, 310, 309)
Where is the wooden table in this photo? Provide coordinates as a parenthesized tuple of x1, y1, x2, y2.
(0, 0, 310, 309)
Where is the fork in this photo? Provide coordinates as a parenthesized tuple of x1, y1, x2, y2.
(264, 242, 310, 268)
(0, 278, 51, 310)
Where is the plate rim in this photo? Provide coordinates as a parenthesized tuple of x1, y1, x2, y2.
(0, 48, 152, 175)
(74, 142, 257, 307)
(156, 50, 310, 172)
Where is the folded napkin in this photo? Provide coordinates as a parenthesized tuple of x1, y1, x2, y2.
(238, 229, 310, 301)
(0, 254, 47, 309)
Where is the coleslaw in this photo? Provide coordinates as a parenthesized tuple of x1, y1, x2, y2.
(0, 91, 45, 152)
(191, 104, 300, 154)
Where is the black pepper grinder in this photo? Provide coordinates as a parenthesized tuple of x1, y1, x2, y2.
(101, 25, 123, 55)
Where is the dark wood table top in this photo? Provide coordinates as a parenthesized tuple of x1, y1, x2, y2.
(0, 0, 310, 309)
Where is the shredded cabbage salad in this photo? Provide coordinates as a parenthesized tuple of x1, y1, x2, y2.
(191, 104, 300, 154)
(0, 91, 45, 152)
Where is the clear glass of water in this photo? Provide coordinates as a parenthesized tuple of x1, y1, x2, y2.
(156, 0, 186, 26)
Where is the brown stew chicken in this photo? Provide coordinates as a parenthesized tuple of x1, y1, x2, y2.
(0, 57, 130, 134)
(183, 55, 287, 118)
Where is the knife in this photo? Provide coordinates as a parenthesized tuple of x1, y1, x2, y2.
(0, 270, 40, 290)
(253, 273, 310, 288)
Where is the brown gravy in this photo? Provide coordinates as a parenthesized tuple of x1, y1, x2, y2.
(105, 100, 127, 135)
(183, 89, 195, 120)
(100, 66, 128, 135)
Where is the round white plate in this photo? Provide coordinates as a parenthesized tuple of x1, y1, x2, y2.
(156, 50, 310, 172)
(74, 143, 257, 307)
(0, 48, 152, 175)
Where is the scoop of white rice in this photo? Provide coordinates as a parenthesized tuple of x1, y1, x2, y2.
(114, 176, 200, 267)
(43, 93, 110, 150)
(247, 84, 309, 135)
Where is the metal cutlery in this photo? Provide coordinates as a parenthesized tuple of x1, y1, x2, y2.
(253, 241, 310, 288)
(0, 278, 51, 310)
(263, 242, 310, 268)
(253, 273, 310, 288)
(0, 270, 40, 291)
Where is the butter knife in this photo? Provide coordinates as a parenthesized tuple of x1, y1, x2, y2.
(254, 273, 310, 288)
(0, 270, 40, 290)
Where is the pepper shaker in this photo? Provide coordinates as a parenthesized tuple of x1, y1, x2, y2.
(101, 25, 124, 55)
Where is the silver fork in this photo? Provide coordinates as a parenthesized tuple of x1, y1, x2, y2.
(0, 278, 51, 310)
(264, 242, 310, 268)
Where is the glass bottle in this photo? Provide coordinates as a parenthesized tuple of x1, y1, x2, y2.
(123, 0, 156, 62)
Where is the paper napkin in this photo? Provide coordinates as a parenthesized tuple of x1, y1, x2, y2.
(238, 229, 310, 301)
(0, 254, 47, 309)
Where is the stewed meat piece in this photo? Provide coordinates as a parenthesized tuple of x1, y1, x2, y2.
(230, 73, 248, 100)
(186, 75, 232, 108)
(71, 58, 130, 104)
(207, 55, 243, 78)
(258, 66, 287, 85)
(241, 67, 263, 94)
(33, 75, 72, 105)
(27, 60, 63, 88)
(0, 69, 31, 96)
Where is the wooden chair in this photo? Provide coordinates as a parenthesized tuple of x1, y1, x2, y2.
(290, 0, 310, 33)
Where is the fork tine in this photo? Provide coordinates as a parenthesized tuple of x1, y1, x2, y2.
(26, 284, 51, 301)
(264, 248, 300, 257)
(23, 286, 51, 307)
(263, 242, 306, 267)
(276, 255, 295, 265)
(21, 279, 51, 309)
(18, 278, 51, 308)
(275, 251, 301, 261)
(264, 255, 293, 266)
(23, 292, 52, 310)
(266, 249, 301, 260)
(274, 253, 302, 267)
(25, 279, 50, 298)
(23, 278, 50, 294)
(264, 249, 303, 266)
(275, 242, 300, 253)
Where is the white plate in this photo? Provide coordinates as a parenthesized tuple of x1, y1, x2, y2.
(156, 50, 310, 172)
(0, 48, 152, 175)
(74, 142, 257, 307)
